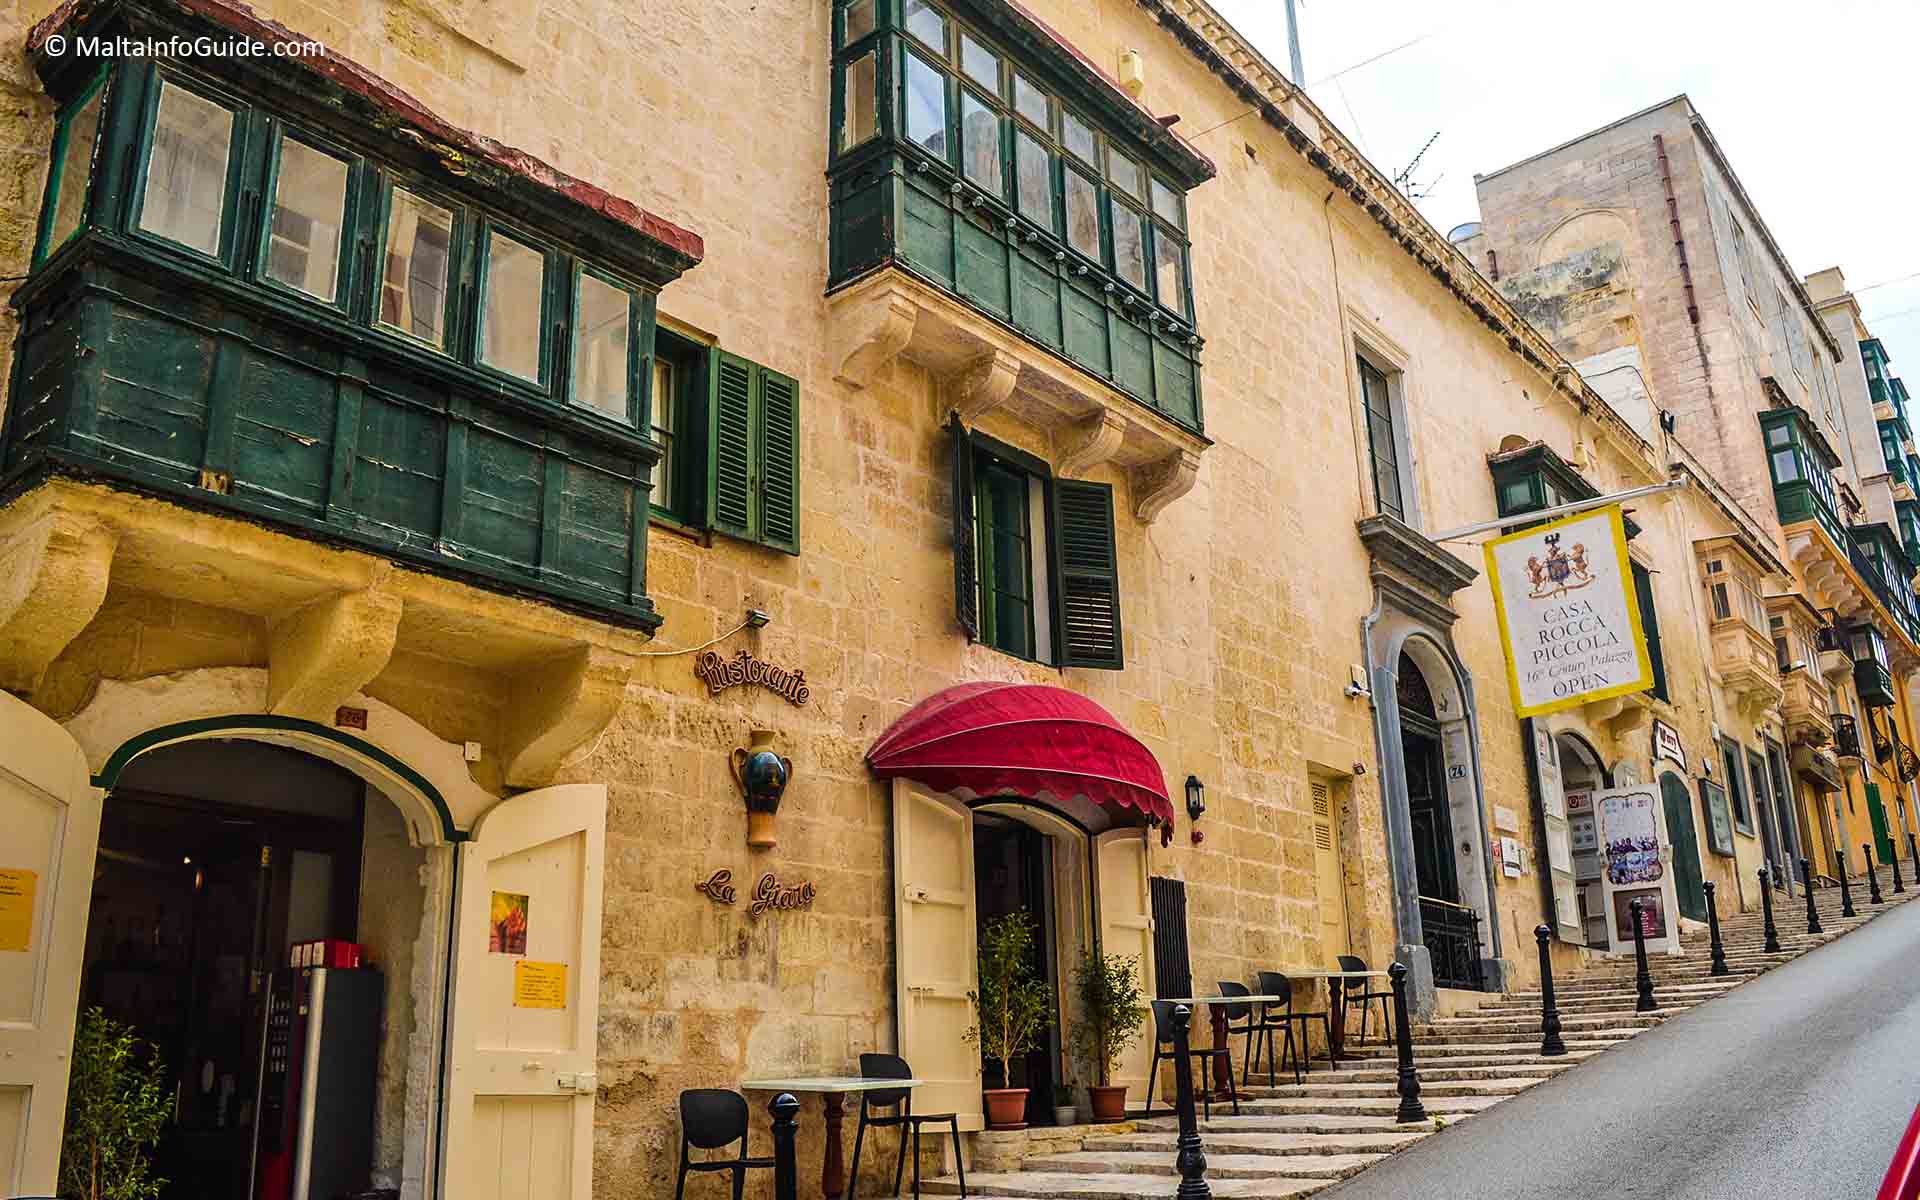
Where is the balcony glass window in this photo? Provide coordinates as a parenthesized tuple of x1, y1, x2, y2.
(960, 33, 999, 89)
(1111, 200, 1147, 292)
(572, 271, 632, 422)
(1014, 130, 1054, 231)
(1062, 110, 1096, 165)
(840, 50, 878, 152)
(904, 0, 946, 50)
(139, 81, 233, 256)
(1064, 167, 1100, 260)
(904, 52, 948, 157)
(960, 90, 1002, 194)
(1107, 147, 1143, 201)
(265, 135, 349, 302)
(1013, 73, 1049, 127)
(41, 78, 107, 260)
(841, 0, 875, 43)
(1153, 230, 1187, 318)
(479, 229, 546, 382)
(379, 188, 453, 349)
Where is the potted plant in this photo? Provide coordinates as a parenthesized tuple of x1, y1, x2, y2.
(59, 1007, 172, 1200)
(965, 911, 1051, 1130)
(1052, 1082, 1078, 1127)
(1071, 950, 1146, 1122)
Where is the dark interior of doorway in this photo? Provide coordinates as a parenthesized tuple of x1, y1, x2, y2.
(973, 810, 1063, 1127)
(1402, 727, 1458, 904)
(78, 741, 364, 1200)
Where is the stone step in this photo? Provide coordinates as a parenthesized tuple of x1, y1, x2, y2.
(1403, 1024, 1650, 1045)
(1282, 1061, 1581, 1084)
(1115, 1125, 1434, 1153)
(1327, 1050, 1599, 1073)
(1346, 1036, 1625, 1058)
(922, 1170, 1329, 1198)
(1240, 1076, 1545, 1100)
(1022, 1150, 1383, 1181)
(1232, 1094, 1505, 1118)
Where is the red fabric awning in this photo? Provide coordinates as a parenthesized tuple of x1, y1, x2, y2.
(865, 682, 1174, 826)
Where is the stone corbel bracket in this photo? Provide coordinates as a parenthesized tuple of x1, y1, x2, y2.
(1130, 448, 1202, 523)
(267, 578, 404, 722)
(944, 348, 1023, 424)
(500, 645, 637, 788)
(0, 510, 119, 695)
(1056, 410, 1127, 478)
(833, 286, 919, 389)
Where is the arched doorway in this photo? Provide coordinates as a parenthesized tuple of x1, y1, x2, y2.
(1556, 732, 1609, 947)
(1393, 645, 1495, 991)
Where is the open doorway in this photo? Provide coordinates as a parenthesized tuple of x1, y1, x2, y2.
(972, 811, 1059, 1127)
(1557, 732, 1608, 947)
(78, 738, 432, 1200)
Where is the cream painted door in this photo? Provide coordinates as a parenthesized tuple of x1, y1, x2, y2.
(892, 780, 983, 1131)
(0, 691, 101, 1197)
(1094, 829, 1155, 1109)
(1310, 779, 1350, 961)
(442, 784, 606, 1200)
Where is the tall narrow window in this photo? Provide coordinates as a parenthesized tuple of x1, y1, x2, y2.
(650, 355, 679, 513)
(378, 188, 452, 349)
(1152, 228, 1186, 316)
(1111, 201, 1146, 291)
(1064, 168, 1100, 261)
(480, 230, 545, 382)
(42, 81, 106, 259)
(960, 90, 1001, 194)
(1358, 355, 1403, 520)
(265, 136, 349, 302)
(975, 456, 1036, 660)
(840, 50, 878, 152)
(904, 52, 948, 159)
(1014, 130, 1053, 231)
(572, 271, 632, 422)
(139, 81, 233, 256)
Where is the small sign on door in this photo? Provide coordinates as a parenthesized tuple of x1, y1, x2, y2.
(513, 960, 568, 1009)
(0, 868, 35, 952)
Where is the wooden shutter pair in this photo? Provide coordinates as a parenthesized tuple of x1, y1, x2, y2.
(707, 351, 800, 554)
(948, 417, 1124, 668)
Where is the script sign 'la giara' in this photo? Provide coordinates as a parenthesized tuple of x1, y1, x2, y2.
(1484, 504, 1654, 718)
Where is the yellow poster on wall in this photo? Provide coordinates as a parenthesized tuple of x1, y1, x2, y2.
(513, 960, 568, 1009)
(1484, 504, 1653, 718)
(0, 868, 37, 952)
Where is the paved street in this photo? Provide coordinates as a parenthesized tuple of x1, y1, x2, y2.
(1321, 895, 1920, 1199)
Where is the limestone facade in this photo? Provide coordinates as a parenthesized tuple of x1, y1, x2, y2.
(0, 5, 1881, 1200)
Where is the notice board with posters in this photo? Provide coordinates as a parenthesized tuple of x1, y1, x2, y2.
(1593, 783, 1680, 955)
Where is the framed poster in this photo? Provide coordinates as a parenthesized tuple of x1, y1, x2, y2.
(1612, 886, 1667, 942)
(1600, 789, 1664, 884)
(1699, 777, 1735, 857)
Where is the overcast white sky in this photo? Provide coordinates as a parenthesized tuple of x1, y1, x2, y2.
(1208, 0, 1920, 369)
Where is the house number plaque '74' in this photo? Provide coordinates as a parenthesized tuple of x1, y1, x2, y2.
(696, 868, 817, 916)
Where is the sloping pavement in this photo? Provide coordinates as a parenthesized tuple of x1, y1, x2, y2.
(927, 869, 1919, 1199)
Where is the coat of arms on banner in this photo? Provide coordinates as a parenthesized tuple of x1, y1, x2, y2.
(1525, 533, 1593, 599)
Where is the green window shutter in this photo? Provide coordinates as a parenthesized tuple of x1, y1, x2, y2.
(1050, 478, 1122, 669)
(758, 366, 800, 554)
(707, 348, 755, 540)
(1632, 562, 1668, 701)
(951, 415, 979, 642)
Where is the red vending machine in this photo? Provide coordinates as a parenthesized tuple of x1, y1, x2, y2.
(251, 964, 383, 1200)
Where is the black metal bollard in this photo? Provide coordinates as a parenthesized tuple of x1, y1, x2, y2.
(1703, 881, 1730, 976)
(1389, 962, 1427, 1123)
(770, 1093, 800, 1200)
(1892, 839, 1906, 894)
(1837, 848, 1858, 918)
(1758, 866, 1780, 953)
(1630, 897, 1657, 1013)
(1866, 844, 1885, 904)
(1802, 857, 1823, 935)
(1169, 1004, 1212, 1200)
(1912, 833, 1919, 887)
(1534, 924, 1567, 1056)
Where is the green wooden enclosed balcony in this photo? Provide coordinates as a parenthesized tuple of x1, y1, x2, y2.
(5, 9, 702, 632)
(826, 0, 1214, 434)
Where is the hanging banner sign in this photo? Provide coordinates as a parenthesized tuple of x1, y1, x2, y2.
(1485, 504, 1653, 718)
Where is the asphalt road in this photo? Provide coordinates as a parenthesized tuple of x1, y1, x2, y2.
(1320, 896, 1920, 1200)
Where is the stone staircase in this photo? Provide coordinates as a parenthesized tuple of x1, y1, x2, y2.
(929, 870, 1918, 1198)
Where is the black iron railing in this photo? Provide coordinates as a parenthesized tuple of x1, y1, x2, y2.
(1834, 713, 1864, 760)
(1418, 896, 1485, 991)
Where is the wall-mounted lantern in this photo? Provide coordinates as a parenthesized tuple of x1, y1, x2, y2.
(731, 729, 793, 849)
(1184, 775, 1206, 822)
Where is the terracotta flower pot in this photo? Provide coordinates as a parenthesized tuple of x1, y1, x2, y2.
(982, 1087, 1029, 1130)
(1087, 1084, 1127, 1122)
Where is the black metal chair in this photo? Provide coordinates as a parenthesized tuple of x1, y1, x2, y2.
(1256, 970, 1333, 1085)
(675, 1089, 775, 1200)
(1337, 955, 1393, 1046)
(1144, 998, 1239, 1119)
(847, 1053, 965, 1200)
(1214, 980, 1268, 1086)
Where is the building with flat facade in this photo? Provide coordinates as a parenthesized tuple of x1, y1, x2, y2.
(0, 8, 1866, 1200)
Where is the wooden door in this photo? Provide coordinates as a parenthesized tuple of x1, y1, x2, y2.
(892, 780, 982, 1130)
(443, 784, 606, 1200)
(1867, 783, 1895, 864)
(1310, 778, 1350, 960)
(0, 692, 102, 1197)
(1095, 829, 1155, 1108)
(1660, 772, 1707, 921)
